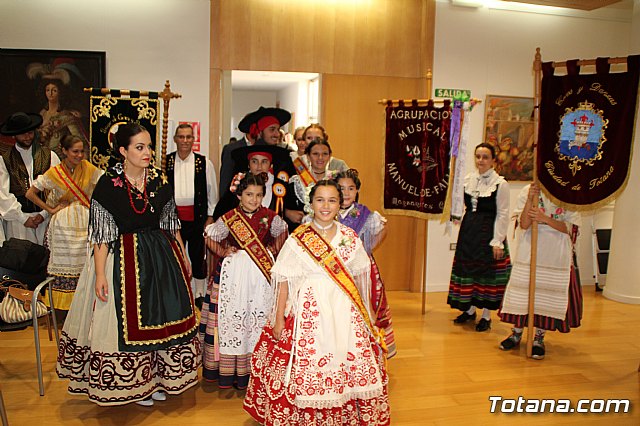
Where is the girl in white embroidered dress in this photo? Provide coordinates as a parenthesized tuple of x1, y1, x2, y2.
(243, 180, 390, 426)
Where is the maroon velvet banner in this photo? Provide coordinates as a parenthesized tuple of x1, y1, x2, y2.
(538, 55, 640, 209)
(383, 100, 451, 218)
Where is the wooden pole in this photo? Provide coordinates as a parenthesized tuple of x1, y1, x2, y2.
(84, 88, 157, 97)
(551, 56, 627, 68)
(378, 98, 446, 105)
(527, 47, 543, 358)
(421, 69, 433, 315)
(157, 80, 182, 172)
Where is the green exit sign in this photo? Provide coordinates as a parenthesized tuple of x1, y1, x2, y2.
(434, 88, 471, 101)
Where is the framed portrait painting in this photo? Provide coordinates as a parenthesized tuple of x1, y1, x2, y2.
(0, 48, 106, 158)
(483, 95, 535, 181)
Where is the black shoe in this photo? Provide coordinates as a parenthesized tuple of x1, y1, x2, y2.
(195, 297, 204, 310)
(453, 311, 476, 324)
(475, 318, 491, 332)
(532, 341, 545, 360)
(499, 331, 522, 351)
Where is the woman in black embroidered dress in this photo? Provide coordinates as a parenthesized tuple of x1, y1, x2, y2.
(56, 123, 201, 407)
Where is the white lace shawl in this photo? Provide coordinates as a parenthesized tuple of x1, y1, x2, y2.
(269, 223, 373, 324)
(463, 169, 510, 249)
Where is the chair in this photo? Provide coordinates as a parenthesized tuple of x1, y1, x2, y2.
(0, 276, 59, 396)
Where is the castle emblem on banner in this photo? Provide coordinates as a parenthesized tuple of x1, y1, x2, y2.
(557, 100, 608, 176)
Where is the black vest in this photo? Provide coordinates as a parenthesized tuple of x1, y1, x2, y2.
(2, 143, 51, 213)
(166, 152, 208, 223)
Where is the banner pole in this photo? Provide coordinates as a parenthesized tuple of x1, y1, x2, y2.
(157, 80, 182, 173)
(527, 48, 543, 358)
(421, 69, 433, 315)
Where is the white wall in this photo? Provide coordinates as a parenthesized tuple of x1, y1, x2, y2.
(429, 0, 633, 291)
(278, 82, 310, 131)
(0, 0, 211, 157)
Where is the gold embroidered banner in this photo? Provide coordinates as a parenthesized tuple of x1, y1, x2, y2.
(89, 91, 159, 170)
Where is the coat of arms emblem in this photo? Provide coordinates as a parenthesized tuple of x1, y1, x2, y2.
(557, 100, 608, 175)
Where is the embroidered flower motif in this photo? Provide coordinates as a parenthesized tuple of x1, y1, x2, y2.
(259, 216, 269, 229)
(339, 235, 355, 248)
(111, 177, 123, 188)
(349, 206, 361, 218)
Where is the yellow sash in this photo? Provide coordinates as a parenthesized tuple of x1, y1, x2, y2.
(292, 224, 385, 352)
(48, 161, 96, 208)
(293, 157, 316, 187)
(222, 209, 274, 281)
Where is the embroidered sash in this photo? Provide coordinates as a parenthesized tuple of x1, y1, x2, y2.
(293, 157, 316, 187)
(292, 224, 380, 345)
(52, 163, 91, 207)
(223, 209, 274, 281)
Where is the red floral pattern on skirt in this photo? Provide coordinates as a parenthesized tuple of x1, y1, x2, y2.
(244, 317, 390, 425)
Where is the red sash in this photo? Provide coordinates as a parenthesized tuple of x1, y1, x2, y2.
(292, 224, 383, 350)
(293, 157, 316, 187)
(176, 205, 195, 221)
(222, 209, 273, 281)
(54, 164, 90, 208)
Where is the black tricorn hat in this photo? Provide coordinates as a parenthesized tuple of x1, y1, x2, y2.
(238, 107, 291, 134)
(0, 112, 43, 136)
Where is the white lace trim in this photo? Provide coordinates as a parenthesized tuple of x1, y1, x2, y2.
(294, 387, 385, 409)
(464, 169, 505, 197)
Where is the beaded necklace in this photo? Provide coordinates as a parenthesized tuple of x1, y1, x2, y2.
(124, 168, 151, 214)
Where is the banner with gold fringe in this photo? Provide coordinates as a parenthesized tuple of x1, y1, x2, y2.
(538, 56, 640, 209)
(383, 100, 451, 219)
(89, 89, 159, 170)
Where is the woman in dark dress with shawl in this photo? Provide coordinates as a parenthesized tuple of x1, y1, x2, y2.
(447, 143, 511, 332)
(56, 123, 200, 407)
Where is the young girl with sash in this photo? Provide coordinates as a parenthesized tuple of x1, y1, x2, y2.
(200, 173, 288, 389)
(335, 168, 396, 358)
(56, 124, 200, 407)
(244, 180, 390, 426)
(25, 135, 102, 311)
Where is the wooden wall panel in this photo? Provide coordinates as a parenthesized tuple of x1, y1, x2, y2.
(212, 0, 431, 78)
(322, 74, 429, 291)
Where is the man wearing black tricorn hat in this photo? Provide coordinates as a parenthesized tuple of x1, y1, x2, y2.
(0, 112, 60, 244)
(219, 107, 295, 196)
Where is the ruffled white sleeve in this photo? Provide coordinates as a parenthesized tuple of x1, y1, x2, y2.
(270, 214, 288, 238)
(360, 211, 387, 253)
(490, 180, 510, 249)
(204, 218, 229, 242)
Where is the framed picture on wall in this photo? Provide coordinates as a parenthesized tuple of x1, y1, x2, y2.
(0, 48, 106, 158)
(483, 94, 535, 181)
